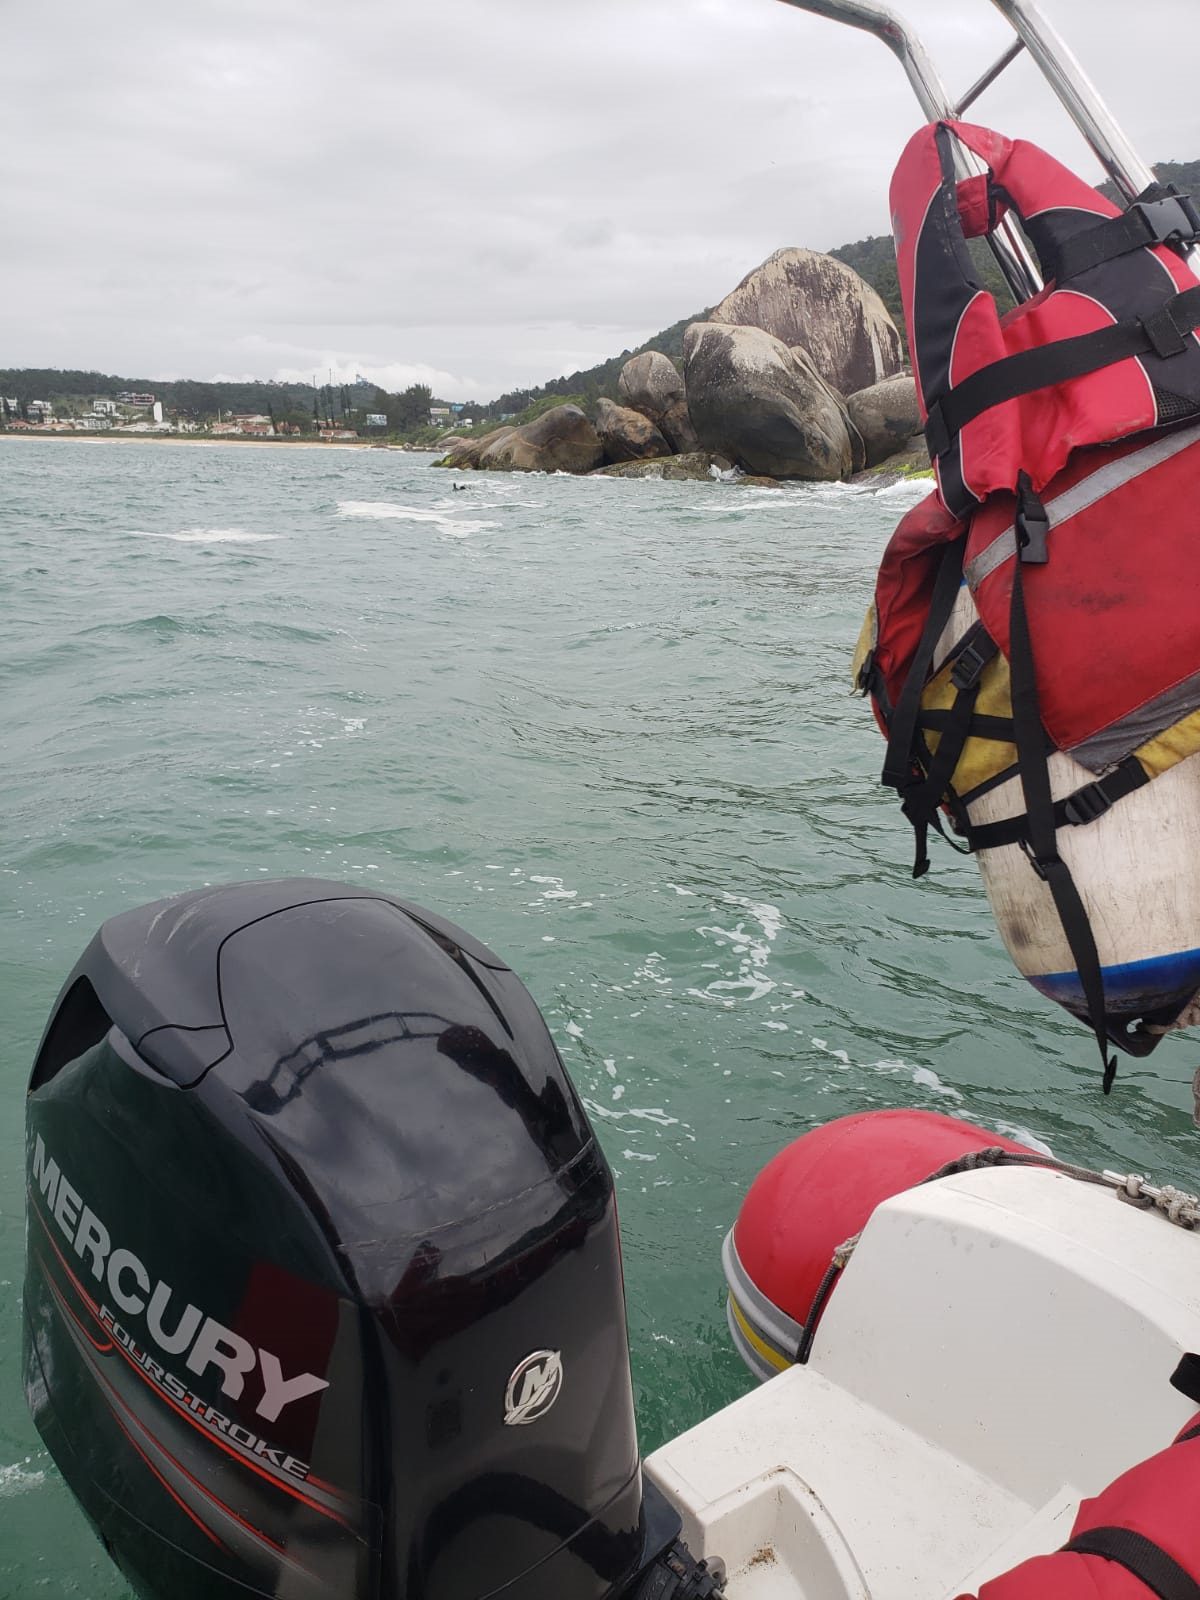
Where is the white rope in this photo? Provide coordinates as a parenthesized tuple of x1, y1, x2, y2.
(1101, 1170, 1200, 1229)
(925, 1147, 1200, 1231)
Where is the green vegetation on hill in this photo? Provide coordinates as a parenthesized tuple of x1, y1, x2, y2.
(1100, 159, 1200, 202)
(449, 393, 589, 439)
(0, 369, 320, 419)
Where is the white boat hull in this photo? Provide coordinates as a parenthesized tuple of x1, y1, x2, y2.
(647, 1165, 1200, 1597)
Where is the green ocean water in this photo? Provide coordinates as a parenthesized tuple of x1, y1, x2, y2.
(2, 436, 1198, 1596)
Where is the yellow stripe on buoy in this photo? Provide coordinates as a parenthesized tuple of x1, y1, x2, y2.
(728, 1292, 791, 1374)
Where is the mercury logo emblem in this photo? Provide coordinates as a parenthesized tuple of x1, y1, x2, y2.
(503, 1349, 563, 1426)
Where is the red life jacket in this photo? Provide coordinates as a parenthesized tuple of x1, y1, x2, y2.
(863, 121, 1200, 1082)
(961, 1412, 1200, 1599)
(891, 119, 1200, 519)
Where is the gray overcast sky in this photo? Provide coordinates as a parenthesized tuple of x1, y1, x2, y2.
(4, 0, 1197, 400)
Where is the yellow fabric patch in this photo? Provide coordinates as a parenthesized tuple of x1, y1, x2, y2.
(922, 653, 1017, 797)
(1135, 707, 1200, 779)
(850, 603, 877, 695)
(921, 671, 1200, 801)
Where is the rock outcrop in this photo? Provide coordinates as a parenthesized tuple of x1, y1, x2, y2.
(617, 351, 699, 453)
(591, 450, 732, 481)
(435, 426, 516, 468)
(846, 375, 923, 468)
(476, 405, 603, 474)
(682, 322, 854, 480)
(711, 248, 903, 395)
(593, 397, 671, 463)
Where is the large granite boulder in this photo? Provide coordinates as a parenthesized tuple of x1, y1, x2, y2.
(711, 248, 903, 395)
(477, 405, 603, 474)
(593, 396, 671, 463)
(846, 375, 923, 468)
(435, 426, 515, 468)
(682, 322, 854, 480)
(789, 346, 866, 474)
(591, 451, 733, 481)
(617, 351, 699, 453)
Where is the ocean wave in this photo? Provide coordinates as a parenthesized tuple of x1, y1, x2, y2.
(128, 527, 281, 544)
(868, 476, 934, 500)
(336, 500, 495, 537)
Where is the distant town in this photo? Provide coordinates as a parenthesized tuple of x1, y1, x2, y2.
(0, 372, 508, 444)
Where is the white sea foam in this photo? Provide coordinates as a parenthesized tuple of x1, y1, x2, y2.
(336, 500, 495, 537)
(528, 874, 577, 903)
(811, 1038, 967, 1102)
(582, 1097, 682, 1131)
(0, 1460, 46, 1499)
(129, 527, 280, 544)
(908, 1064, 964, 1102)
(692, 892, 783, 1004)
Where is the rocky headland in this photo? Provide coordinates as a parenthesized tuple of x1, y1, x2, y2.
(435, 246, 929, 486)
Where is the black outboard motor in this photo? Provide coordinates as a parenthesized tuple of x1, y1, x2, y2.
(24, 879, 722, 1600)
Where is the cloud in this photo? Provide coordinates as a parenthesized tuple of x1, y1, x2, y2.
(3, 0, 1194, 399)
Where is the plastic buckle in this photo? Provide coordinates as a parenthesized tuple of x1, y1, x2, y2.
(950, 640, 989, 690)
(1063, 780, 1113, 826)
(1132, 192, 1200, 248)
(1016, 503, 1050, 564)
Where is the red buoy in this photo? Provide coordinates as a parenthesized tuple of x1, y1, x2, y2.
(724, 1109, 1033, 1379)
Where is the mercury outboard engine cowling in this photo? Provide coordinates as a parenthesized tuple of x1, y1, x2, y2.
(24, 879, 700, 1600)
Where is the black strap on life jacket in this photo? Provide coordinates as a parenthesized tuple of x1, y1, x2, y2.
(967, 754, 1150, 851)
(881, 537, 968, 876)
(1007, 473, 1118, 1093)
(925, 284, 1200, 459)
(899, 622, 1001, 868)
(1051, 188, 1200, 284)
(1063, 1527, 1200, 1600)
(919, 708, 1012, 741)
(899, 670, 983, 874)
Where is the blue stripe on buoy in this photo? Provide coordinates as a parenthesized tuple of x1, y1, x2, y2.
(1028, 946, 1200, 1018)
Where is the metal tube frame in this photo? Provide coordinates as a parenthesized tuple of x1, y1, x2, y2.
(774, 0, 1042, 298)
(774, 0, 1178, 294)
(987, 0, 1156, 200)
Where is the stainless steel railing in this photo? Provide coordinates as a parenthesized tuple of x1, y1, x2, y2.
(773, 0, 1175, 296)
